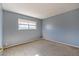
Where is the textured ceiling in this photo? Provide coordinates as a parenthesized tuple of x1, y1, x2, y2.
(2, 3, 79, 19)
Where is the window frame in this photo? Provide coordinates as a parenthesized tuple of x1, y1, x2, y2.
(18, 19, 37, 30)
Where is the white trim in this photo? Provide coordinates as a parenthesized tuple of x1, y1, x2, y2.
(43, 38, 79, 48)
(4, 38, 41, 48)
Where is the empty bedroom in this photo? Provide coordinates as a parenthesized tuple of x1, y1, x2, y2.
(0, 3, 79, 56)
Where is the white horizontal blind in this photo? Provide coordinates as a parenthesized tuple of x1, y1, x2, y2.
(18, 19, 37, 30)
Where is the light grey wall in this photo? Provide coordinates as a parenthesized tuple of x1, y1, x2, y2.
(0, 4, 3, 48)
(43, 8, 79, 47)
(3, 10, 42, 47)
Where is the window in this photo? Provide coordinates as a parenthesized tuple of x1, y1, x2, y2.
(18, 19, 37, 30)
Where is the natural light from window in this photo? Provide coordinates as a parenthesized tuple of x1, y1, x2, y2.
(18, 19, 37, 30)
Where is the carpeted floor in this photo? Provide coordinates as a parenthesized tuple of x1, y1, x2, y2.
(3, 39, 79, 56)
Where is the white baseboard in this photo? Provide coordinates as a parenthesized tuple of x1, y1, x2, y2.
(43, 38, 79, 48)
(4, 38, 41, 49)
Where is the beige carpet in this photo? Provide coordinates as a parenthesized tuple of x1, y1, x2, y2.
(3, 39, 79, 56)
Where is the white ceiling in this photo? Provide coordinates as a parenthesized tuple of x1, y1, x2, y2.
(2, 3, 79, 19)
